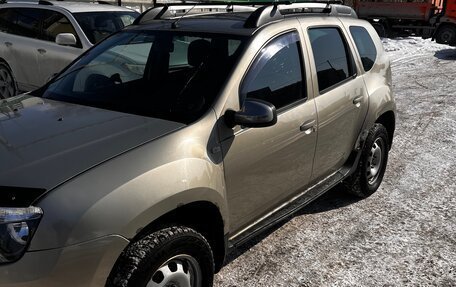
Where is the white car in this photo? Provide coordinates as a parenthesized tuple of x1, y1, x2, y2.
(0, 0, 139, 98)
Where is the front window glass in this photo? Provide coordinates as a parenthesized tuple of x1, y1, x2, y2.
(41, 10, 79, 45)
(40, 30, 246, 124)
(73, 11, 139, 44)
(241, 32, 305, 110)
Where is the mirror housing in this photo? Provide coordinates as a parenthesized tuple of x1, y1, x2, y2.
(55, 33, 77, 46)
(225, 98, 277, 128)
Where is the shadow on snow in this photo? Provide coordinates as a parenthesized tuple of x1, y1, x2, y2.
(434, 48, 456, 60)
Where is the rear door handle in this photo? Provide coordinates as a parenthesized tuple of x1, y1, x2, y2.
(300, 119, 316, 134)
(37, 48, 46, 54)
(4, 42, 12, 47)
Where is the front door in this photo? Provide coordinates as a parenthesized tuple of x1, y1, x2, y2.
(221, 31, 317, 234)
(37, 10, 82, 85)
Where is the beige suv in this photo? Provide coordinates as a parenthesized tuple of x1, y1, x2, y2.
(0, 3, 395, 287)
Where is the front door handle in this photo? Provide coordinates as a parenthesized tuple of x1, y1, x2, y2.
(300, 119, 316, 134)
(353, 95, 363, 107)
(37, 48, 46, 54)
(4, 42, 12, 47)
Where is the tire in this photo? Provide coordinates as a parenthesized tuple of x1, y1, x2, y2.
(344, 123, 390, 198)
(435, 25, 456, 45)
(106, 226, 214, 287)
(0, 62, 17, 99)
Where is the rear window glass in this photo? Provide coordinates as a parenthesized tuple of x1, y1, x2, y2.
(13, 8, 43, 38)
(350, 26, 377, 72)
(308, 27, 355, 92)
(0, 9, 14, 33)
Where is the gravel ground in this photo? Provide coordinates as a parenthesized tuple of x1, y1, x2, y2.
(215, 38, 456, 286)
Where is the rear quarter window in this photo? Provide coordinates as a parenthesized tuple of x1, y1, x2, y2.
(349, 26, 377, 72)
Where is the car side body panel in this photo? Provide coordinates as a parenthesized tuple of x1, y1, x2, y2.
(0, 235, 128, 287)
(298, 17, 370, 182)
(30, 110, 228, 250)
(1, 33, 41, 91)
(214, 19, 319, 235)
(339, 18, 396, 141)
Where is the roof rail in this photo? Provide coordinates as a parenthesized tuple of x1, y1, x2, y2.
(276, 2, 356, 18)
(97, 0, 112, 4)
(38, 0, 53, 5)
(134, 1, 357, 27)
(134, 3, 256, 25)
(244, 1, 356, 27)
(244, 4, 283, 28)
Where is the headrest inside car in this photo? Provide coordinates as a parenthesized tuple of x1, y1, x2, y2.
(188, 39, 211, 67)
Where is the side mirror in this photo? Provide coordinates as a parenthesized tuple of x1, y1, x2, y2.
(225, 98, 277, 128)
(55, 33, 77, 46)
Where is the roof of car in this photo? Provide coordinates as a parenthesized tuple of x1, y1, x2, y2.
(0, 0, 137, 13)
(128, 3, 358, 36)
(127, 12, 256, 36)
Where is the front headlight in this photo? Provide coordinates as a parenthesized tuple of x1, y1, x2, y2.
(0, 207, 43, 263)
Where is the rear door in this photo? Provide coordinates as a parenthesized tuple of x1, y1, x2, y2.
(3, 8, 43, 91)
(299, 19, 369, 180)
(0, 8, 17, 74)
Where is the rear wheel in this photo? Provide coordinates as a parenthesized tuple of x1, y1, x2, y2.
(435, 25, 456, 45)
(344, 123, 389, 198)
(0, 62, 16, 99)
(106, 226, 214, 287)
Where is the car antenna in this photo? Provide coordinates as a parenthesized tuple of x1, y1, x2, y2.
(171, 3, 198, 29)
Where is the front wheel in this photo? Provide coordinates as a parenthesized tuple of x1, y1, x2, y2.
(106, 226, 214, 287)
(0, 62, 16, 99)
(344, 123, 390, 198)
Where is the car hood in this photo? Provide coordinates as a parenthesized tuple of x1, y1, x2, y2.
(0, 95, 185, 191)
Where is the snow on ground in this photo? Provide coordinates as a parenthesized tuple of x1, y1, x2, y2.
(215, 38, 456, 287)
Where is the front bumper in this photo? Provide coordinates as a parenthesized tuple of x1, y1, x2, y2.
(0, 235, 129, 287)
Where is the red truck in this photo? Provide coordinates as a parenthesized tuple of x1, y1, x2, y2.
(353, 0, 456, 45)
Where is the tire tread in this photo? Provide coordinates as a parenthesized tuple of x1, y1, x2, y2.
(107, 226, 214, 287)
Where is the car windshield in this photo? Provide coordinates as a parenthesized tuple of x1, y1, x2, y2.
(74, 11, 139, 44)
(39, 30, 247, 124)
